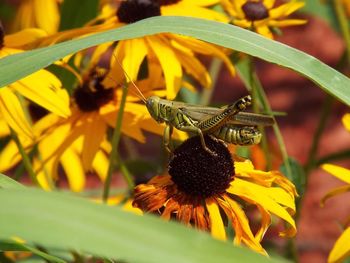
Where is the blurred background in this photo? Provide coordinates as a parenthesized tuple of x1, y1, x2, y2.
(1, 1, 350, 262)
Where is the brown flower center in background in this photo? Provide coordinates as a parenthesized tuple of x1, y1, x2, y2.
(168, 135, 234, 198)
(117, 0, 161, 23)
(73, 70, 115, 112)
(242, 1, 269, 21)
(158, 0, 181, 6)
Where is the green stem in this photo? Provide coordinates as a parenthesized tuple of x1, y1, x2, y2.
(200, 58, 222, 105)
(316, 148, 350, 165)
(103, 85, 134, 202)
(9, 128, 39, 186)
(334, 0, 350, 64)
(257, 83, 291, 177)
(304, 96, 333, 174)
(247, 56, 272, 170)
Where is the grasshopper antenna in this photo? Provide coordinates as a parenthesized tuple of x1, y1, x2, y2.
(112, 52, 147, 104)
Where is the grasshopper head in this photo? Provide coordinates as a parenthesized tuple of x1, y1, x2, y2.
(146, 96, 162, 122)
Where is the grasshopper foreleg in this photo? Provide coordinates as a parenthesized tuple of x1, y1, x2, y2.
(163, 124, 173, 153)
(175, 110, 217, 156)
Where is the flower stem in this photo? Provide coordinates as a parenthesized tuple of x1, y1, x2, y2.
(304, 95, 333, 175)
(9, 128, 39, 186)
(200, 58, 222, 105)
(103, 85, 134, 202)
(334, 0, 350, 64)
(246, 56, 272, 170)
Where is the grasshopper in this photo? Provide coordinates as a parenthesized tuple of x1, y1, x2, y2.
(144, 95, 274, 155)
(116, 58, 274, 155)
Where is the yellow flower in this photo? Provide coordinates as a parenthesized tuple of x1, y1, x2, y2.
(0, 22, 70, 140)
(321, 113, 350, 263)
(133, 135, 297, 254)
(221, 0, 306, 38)
(344, 0, 350, 17)
(0, 66, 184, 191)
(11, 0, 61, 34)
(39, 0, 235, 99)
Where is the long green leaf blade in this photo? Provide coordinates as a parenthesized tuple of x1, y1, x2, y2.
(0, 16, 349, 105)
(0, 188, 278, 263)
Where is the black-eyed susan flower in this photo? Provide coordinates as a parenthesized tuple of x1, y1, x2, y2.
(321, 114, 350, 263)
(11, 0, 61, 34)
(221, 0, 306, 38)
(0, 22, 70, 140)
(0, 66, 185, 191)
(133, 135, 297, 253)
(38, 0, 235, 99)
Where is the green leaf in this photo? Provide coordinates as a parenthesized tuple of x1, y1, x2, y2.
(0, 174, 25, 189)
(280, 157, 306, 197)
(59, 0, 99, 30)
(0, 240, 67, 263)
(0, 188, 279, 263)
(0, 16, 349, 105)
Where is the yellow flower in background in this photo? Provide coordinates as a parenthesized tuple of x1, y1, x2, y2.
(344, 0, 350, 17)
(133, 136, 297, 254)
(11, 0, 61, 34)
(0, 22, 70, 140)
(0, 66, 185, 191)
(221, 0, 306, 38)
(321, 113, 350, 263)
(38, 0, 235, 99)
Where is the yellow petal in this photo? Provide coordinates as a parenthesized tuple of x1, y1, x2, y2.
(228, 178, 296, 237)
(174, 49, 211, 88)
(60, 147, 86, 192)
(269, 19, 307, 27)
(269, 2, 305, 18)
(161, 2, 229, 22)
(263, 0, 276, 9)
(123, 199, 143, 215)
(321, 185, 350, 207)
(81, 114, 107, 170)
(4, 28, 48, 48)
(0, 117, 10, 137)
(170, 34, 235, 76)
(182, 0, 220, 6)
(0, 140, 25, 172)
(206, 198, 227, 240)
(329, 227, 350, 263)
(121, 38, 148, 81)
(34, 0, 60, 34)
(322, 164, 350, 184)
(10, 70, 71, 118)
(256, 25, 273, 39)
(342, 113, 350, 132)
(146, 35, 182, 99)
(217, 195, 266, 253)
(255, 205, 271, 242)
(92, 149, 109, 181)
(34, 158, 53, 191)
(0, 88, 33, 140)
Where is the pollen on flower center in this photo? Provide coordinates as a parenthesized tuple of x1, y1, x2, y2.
(73, 71, 115, 112)
(0, 21, 4, 48)
(242, 1, 269, 21)
(168, 135, 234, 198)
(158, 0, 181, 6)
(117, 0, 161, 24)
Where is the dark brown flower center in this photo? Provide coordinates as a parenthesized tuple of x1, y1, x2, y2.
(73, 70, 115, 112)
(158, 0, 180, 6)
(242, 1, 269, 21)
(0, 21, 4, 49)
(117, 0, 161, 24)
(168, 135, 234, 198)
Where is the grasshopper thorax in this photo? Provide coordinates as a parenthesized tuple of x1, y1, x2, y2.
(146, 96, 163, 123)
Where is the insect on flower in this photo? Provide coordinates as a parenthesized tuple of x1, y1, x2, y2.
(118, 59, 275, 155)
